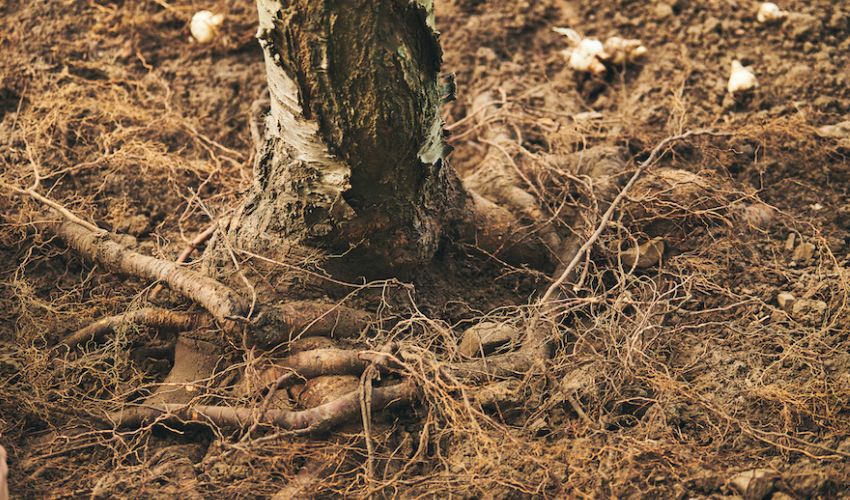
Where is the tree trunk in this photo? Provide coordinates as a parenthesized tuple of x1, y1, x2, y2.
(229, 0, 466, 274)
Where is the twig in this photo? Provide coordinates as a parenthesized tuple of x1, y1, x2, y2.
(4, 182, 248, 326)
(359, 343, 393, 482)
(150, 223, 218, 299)
(511, 130, 731, 365)
(177, 224, 218, 266)
(360, 370, 375, 480)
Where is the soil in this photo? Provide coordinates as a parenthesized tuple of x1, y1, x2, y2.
(2, 0, 850, 498)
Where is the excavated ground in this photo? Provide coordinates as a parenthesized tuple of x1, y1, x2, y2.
(1, 0, 850, 497)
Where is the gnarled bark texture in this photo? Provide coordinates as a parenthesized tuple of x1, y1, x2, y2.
(229, 0, 466, 273)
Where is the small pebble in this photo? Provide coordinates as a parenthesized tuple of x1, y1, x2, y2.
(777, 292, 796, 312)
(792, 299, 828, 325)
(654, 3, 674, 20)
(784, 233, 796, 251)
(792, 242, 816, 261)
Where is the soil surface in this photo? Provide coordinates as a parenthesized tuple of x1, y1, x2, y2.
(2, 0, 850, 498)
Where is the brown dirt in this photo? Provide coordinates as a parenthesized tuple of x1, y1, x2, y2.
(2, 0, 850, 498)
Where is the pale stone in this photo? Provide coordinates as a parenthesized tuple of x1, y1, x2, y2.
(777, 292, 796, 312)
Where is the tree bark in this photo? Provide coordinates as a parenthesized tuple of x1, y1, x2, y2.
(229, 0, 466, 273)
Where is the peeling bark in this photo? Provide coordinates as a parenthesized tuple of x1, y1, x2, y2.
(231, 0, 466, 272)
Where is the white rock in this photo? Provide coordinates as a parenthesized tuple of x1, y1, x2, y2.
(190, 10, 224, 44)
(777, 292, 796, 312)
(792, 241, 816, 262)
(730, 469, 776, 497)
(784, 233, 796, 251)
(569, 38, 607, 74)
(792, 299, 828, 325)
(728, 60, 758, 94)
(816, 121, 850, 148)
(554, 27, 647, 76)
(573, 111, 604, 122)
(757, 2, 787, 24)
(816, 121, 850, 139)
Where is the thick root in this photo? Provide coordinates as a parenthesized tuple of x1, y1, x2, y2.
(467, 193, 555, 271)
(241, 348, 392, 396)
(54, 221, 249, 327)
(61, 308, 209, 350)
(445, 351, 536, 381)
(108, 380, 417, 433)
(251, 301, 373, 348)
(146, 335, 226, 405)
(461, 92, 561, 258)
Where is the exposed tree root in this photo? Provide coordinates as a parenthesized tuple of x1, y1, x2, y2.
(444, 351, 536, 381)
(1, 181, 104, 235)
(243, 348, 393, 396)
(462, 92, 560, 253)
(146, 335, 226, 405)
(467, 192, 555, 271)
(61, 308, 209, 350)
(176, 224, 217, 264)
(54, 220, 250, 326)
(43, 131, 725, 441)
(252, 302, 373, 348)
(16, 129, 728, 444)
(150, 223, 219, 300)
(544, 145, 629, 291)
(108, 381, 418, 433)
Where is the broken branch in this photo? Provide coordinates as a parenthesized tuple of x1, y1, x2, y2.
(1, 181, 104, 234)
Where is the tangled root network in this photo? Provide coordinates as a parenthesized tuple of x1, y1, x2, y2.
(2, 0, 850, 498)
